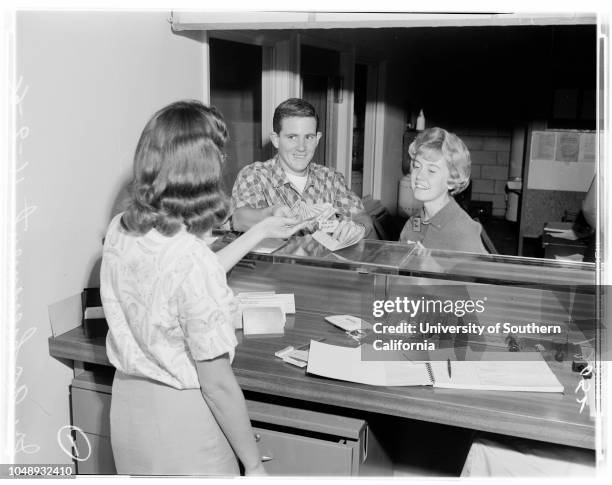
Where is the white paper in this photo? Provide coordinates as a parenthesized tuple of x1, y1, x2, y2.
(242, 306, 285, 336)
(84, 306, 105, 319)
(528, 131, 596, 191)
(430, 352, 564, 393)
(325, 315, 372, 332)
(306, 341, 431, 387)
(48, 293, 83, 337)
(544, 228, 579, 240)
(239, 293, 295, 314)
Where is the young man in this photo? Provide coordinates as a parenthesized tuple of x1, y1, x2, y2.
(399, 127, 486, 253)
(231, 98, 374, 240)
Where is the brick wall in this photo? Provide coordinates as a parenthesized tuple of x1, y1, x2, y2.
(456, 129, 512, 217)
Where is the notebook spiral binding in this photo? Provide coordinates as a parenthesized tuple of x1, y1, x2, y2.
(425, 362, 435, 384)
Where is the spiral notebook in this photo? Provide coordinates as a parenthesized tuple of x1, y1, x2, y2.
(306, 341, 564, 392)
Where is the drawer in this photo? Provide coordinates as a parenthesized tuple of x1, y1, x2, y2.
(253, 426, 357, 475)
(71, 387, 111, 437)
(75, 432, 116, 475)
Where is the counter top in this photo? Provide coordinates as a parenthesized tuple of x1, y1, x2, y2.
(49, 309, 595, 450)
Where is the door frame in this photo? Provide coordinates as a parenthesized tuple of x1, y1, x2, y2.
(203, 28, 386, 196)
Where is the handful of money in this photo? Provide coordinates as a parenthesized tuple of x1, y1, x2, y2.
(291, 202, 339, 232)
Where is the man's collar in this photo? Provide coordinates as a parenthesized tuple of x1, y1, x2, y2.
(270, 156, 289, 188)
(271, 155, 316, 189)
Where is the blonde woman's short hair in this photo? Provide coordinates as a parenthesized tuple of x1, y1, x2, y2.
(408, 127, 471, 195)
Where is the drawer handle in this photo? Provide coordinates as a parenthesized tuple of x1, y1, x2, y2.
(261, 455, 273, 462)
(254, 433, 261, 443)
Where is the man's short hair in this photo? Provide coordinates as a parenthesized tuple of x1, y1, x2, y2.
(408, 127, 471, 195)
(273, 98, 319, 133)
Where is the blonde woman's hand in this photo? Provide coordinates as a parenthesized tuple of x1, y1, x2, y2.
(254, 216, 308, 239)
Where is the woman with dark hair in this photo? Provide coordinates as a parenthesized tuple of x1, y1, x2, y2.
(100, 100, 305, 475)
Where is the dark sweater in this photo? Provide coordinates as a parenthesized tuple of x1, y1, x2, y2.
(399, 198, 487, 254)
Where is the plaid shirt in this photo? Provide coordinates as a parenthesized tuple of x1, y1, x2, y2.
(231, 157, 365, 219)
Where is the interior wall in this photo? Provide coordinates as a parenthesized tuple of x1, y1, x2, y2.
(379, 60, 406, 216)
(15, 11, 204, 463)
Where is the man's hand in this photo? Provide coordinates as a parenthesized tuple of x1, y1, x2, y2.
(271, 205, 294, 218)
(332, 220, 366, 242)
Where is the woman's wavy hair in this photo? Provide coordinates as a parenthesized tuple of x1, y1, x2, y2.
(408, 127, 471, 195)
(121, 100, 230, 237)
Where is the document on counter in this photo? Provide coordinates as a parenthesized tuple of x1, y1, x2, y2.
(306, 341, 431, 387)
(325, 315, 372, 332)
(307, 342, 564, 392)
(242, 306, 285, 336)
(235, 292, 295, 329)
(428, 352, 564, 392)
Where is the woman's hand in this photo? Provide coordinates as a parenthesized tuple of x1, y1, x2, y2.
(244, 462, 268, 476)
(253, 216, 308, 240)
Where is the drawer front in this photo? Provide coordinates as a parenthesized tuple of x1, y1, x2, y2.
(72, 387, 111, 437)
(253, 426, 356, 475)
(75, 432, 116, 475)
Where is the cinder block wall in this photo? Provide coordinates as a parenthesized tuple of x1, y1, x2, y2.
(456, 129, 512, 217)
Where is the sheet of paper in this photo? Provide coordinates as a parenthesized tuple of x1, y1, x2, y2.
(48, 293, 83, 337)
(84, 306, 105, 319)
(527, 131, 595, 191)
(239, 293, 295, 314)
(429, 352, 564, 393)
(242, 306, 285, 336)
(306, 341, 432, 387)
(325, 315, 372, 332)
(554, 253, 584, 262)
(544, 229, 579, 240)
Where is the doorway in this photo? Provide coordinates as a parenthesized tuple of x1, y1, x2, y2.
(209, 37, 263, 194)
(300, 44, 340, 167)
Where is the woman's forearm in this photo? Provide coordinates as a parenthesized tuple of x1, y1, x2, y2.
(232, 206, 275, 232)
(215, 225, 265, 272)
(196, 361, 262, 473)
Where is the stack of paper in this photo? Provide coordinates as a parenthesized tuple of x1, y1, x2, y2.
(243, 307, 285, 336)
(275, 345, 309, 368)
(235, 292, 295, 331)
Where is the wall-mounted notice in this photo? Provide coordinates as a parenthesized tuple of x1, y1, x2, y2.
(527, 131, 595, 191)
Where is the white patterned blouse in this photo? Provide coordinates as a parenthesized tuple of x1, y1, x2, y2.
(100, 214, 238, 389)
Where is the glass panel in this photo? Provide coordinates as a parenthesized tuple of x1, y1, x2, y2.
(211, 233, 596, 287)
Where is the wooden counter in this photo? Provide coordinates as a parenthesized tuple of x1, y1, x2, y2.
(49, 308, 595, 450)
